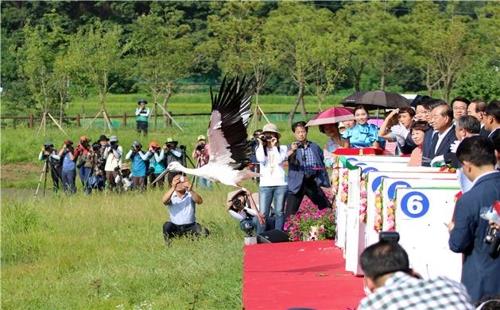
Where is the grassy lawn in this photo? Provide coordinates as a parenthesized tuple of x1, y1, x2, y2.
(1, 188, 247, 309)
(0, 119, 330, 309)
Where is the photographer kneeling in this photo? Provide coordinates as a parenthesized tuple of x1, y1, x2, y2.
(161, 172, 209, 245)
(227, 189, 265, 237)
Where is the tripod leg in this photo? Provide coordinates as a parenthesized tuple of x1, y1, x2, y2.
(43, 161, 49, 196)
(34, 161, 48, 197)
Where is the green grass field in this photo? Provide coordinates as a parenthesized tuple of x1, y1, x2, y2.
(1, 114, 331, 309)
(2, 189, 247, 309)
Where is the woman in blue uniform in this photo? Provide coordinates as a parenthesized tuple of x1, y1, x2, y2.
(342, 105, 380, 148)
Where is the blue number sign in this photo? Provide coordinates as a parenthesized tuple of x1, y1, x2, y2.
(401, 191, 430, 218)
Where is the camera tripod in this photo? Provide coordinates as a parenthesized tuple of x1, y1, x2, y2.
(34, 159, 49, 197)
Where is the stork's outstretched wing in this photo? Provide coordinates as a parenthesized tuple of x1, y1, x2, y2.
(208, 76, 255, 170)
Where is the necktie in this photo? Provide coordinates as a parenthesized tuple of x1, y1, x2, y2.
(429, 132, 439, 158)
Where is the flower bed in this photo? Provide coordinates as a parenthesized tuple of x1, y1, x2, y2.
(284, 189, 335, 241)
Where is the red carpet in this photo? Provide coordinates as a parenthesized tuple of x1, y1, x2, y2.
(243, 240, 364, 310)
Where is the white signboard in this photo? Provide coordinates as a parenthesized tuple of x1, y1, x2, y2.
(395, 187, 462, 281)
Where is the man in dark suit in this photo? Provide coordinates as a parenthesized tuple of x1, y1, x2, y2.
(286, 121, 331, 217)
(422, 101, 457, 166)
(467, 100, 490, 137)
(448, 136, 500, 303)
(484, 100, 500, 142)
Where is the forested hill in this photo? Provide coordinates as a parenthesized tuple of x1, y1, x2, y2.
(1, 1, 499, 115)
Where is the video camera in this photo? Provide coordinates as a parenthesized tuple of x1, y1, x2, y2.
(485, 227, 500, 258)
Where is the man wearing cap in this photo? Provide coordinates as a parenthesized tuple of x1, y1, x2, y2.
(74, 136, 93, 193)
(136, 99, 150, 136)
(103, 136, 123, 191)
(192, 135, 211, 188)
(39, 141, 61, 192)
(58, 140, 77, 194)
(162, 138, 186, 169)
(125, 141, 149, 190)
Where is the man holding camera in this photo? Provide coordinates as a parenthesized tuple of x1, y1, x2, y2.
(125, 141, 149, 191)
(448, 136, 500, 303)
(103, 136, 123, 191)
(135, 99, 150, 136)
(286, 121, 331, 217)
(58, 140, 77, 194)
(192, 135, 211, 188)
(164, 138, 186, 167)
(161, 172, 209, 244)
(38, 141, 61, 192)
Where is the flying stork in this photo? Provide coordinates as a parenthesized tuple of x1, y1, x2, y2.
(166, 76, 259, 188)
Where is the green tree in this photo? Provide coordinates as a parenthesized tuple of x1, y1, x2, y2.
(129, 7, 195, 129)
(205, 1, 271, 118)
(405, 2, 477, 101)
(336, 2, 410, 91)
(264, 3, 333, 125)
(67, 21, 125, 131)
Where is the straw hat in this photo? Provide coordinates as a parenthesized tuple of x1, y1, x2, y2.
(226, 189, 246, 208)
(262, 123, 280, 138)
(197, 135, 206, 142)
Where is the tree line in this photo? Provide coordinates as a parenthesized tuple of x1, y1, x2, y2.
(1, 1, 499, 124)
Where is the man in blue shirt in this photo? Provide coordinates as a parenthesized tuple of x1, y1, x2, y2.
(286, 121, 331, 217)
(125, 141, 148, 191)
(161, 172, 209, 244)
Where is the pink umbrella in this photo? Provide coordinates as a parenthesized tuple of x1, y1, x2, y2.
(306, 107, 355, 127)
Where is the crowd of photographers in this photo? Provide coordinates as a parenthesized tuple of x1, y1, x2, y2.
(38, 134, 211, 194)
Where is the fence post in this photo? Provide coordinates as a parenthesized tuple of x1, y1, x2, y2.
(76, 114, 81, 127)
(29, 114, 34, 128)
(123, 112, 127, 127)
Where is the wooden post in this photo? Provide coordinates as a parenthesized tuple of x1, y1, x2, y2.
(76, 114, 81, 127)
(166, 111, 172, 126)
(29, 114, 34, 128)
(13, 117, 16, 129)
(123, 112, 127, 127)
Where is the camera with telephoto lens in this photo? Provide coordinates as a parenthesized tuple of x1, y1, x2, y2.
(110, 141, 118, 150)
(232, 197, 243, 210)
(484, 226, 500, 258)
